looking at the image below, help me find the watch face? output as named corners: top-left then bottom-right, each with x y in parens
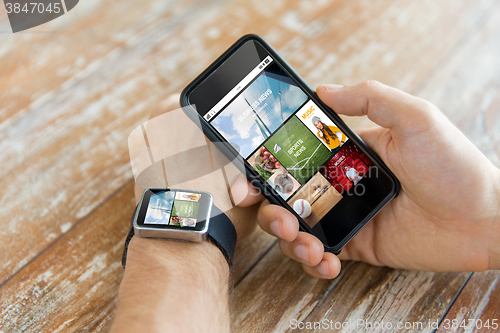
top-left (136, 188), bottom-right (212, 232)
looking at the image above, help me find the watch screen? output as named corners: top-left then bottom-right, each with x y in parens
top-left (143, 190), bottom-right (204, 228)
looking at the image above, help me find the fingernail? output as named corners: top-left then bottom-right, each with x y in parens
top-left (321, 84), bottom-right (343, 91)
top-left (294, 244), bottom-right (309, 262)
top-left (317, 260), bottom-right (330, 276)
top-left (270, 220), bottom-right (283, 238)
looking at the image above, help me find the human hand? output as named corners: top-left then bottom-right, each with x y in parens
top-left (238, 81), bottom-right (500, 278)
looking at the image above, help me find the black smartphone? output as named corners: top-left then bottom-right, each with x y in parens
top-left (180, 34), bottom-right (399, 253)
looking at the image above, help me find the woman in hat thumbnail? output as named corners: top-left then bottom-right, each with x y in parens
top-left (312, 116), bottom-right (346, 154)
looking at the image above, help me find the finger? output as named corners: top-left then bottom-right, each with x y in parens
top-left (232, 175), bottom-right (265, 207)
top-left (278, 232), bottom-right (324, 266)
top-left (316, 81), bottom-right (439, 135)
top-left (302, 252), bottom-right (342, 279)
top-left (257, 202), bottom-right (299, 242)
top-left (356, 127), bottom-right (384, 148)
top-left (355, 126), bottom-right (391, 159)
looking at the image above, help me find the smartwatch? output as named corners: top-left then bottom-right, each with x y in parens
top-left (122, 188), bottom-right (237, 268)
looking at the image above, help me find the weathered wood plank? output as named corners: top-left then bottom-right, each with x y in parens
top-left (436, 271), bottom-right (500, 333)
top-left (230, 245), bottom-right (348, 332)
top-left (0, 0), bottom-right (204, 122)
top-left (0, 182), bottom-right (135, 332)
top-left (300, 271), bottom-right (470, 333)
top-left (295, 0), bottom-right (496, 132)
top-left (415, 0), bottom-right (500, 166)
top-left (233, 228), bottom-right (276, 284)
top-left (284, 0), bottom-right (495, 90)
top-left (230, 244), bottom-right (470, 333)
top-left (474, 277), bottom-right (500, 333)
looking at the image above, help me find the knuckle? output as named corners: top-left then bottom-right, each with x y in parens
top-left (359, 79), bottom-right (383, 91)
top-left (408, 97), bottom-right (443, 129)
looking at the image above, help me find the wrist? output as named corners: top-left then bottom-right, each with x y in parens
top-left (123, 236), bottom-right (229, 280)
top-left (112, 237), bottom-right (230, 333)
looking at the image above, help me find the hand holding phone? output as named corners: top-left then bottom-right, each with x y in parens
top-left (241, 81), bottom-right (500, 277)
top-left (182, 35), bottom-right (399, 254)
top-left (181, 35), bottom-right (500, 278)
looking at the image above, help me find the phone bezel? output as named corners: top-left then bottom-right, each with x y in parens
top-left (180, 34), bottom-right (400, 253)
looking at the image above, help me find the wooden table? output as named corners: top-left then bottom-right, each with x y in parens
top-left (1, 0), bottom-right (499, 331)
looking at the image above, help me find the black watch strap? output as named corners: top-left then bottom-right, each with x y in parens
top-left (122, 204), bottom-right (237, 268)
top-left (206, 205), bottom-right (237, 267)
top-left (121, 206), bottom-right (138, 269)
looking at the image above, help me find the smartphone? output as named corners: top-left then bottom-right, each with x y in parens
top-left (180, 34), bottom-right (399, 253)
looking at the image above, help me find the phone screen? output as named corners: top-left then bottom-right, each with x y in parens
top-left (184, 37), bottom-right (397, 250)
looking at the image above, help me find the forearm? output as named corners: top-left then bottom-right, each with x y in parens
top-left (110, 237), bottom-right (230, 333)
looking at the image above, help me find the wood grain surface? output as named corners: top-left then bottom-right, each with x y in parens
top-left (436, 271), bottom-right (500, 333)
top-left (1, 0), bottom-right (499, 332)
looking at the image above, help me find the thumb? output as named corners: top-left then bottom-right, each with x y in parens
top-left (316, 81), bottom-right (438, 136)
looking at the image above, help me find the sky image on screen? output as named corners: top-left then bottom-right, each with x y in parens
top-left (145, 191), bottom-right (175, 224)
top-left (211, 68), bottom-right (308, 158)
